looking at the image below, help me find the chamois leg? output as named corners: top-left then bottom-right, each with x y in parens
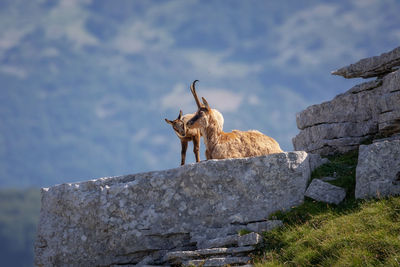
top-left (205, 149), bottom-right (212, 160)
top-left (193, 133), bottom-right (201, 162)
top-left (180, 140), bottom-right (188, 165)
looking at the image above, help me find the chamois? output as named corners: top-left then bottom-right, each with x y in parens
top-left (165, 80), bottom-right (224, 165)
top-left (165, 110), bottom-right (201, 165)
top-left (186, 93), bottom-right (283, 160)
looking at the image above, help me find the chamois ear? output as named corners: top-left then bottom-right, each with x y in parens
top-left (202, 97), bottom-right (211, 110)
top-left (177, 110), bottom-right (183, 120)
top-left (165, 118), bottom-right (173, 125)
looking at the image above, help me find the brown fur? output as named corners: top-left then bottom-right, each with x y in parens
top-left (187, 98), bottom-right (283, 159)
top-left (165, 109), bottom-right (224, 164)
top-left (165, 111), bottom-right (201, 165)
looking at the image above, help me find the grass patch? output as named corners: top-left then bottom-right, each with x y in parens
top-left (253, 151), bottom-right (400, 266)
top-left (310, 149), bottom-right (358, 196)
top-left (255, 197), bottom-right (400, 267)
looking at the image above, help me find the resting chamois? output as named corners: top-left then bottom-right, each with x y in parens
top-left (186, 94), bottom-right (283, 159)
top-left (165, 110), bottom-right (201, 165)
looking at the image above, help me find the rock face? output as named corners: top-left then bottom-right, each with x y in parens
top-left (332, 46), bottom-right (400, 78)
top-left (293, 47), bottom-right (400, 155)
top-left (355, 138), bottom-right (400, 199)
top-left (35, 152), bottom-right (316, 266)
top-left (305, 179), bottom-right (346, 205)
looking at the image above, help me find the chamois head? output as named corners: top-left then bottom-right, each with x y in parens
top-left (186, 97), bottom-right (211, 129)
top-left (165, 110), bottom-right (187, 137)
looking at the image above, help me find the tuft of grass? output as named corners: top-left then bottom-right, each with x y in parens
top-left (254, 151), bottom-right (400, 266)
top-left (238, 229), bottom-right (253, 236)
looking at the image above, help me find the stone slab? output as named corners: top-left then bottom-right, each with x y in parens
top-left (186, 256), bottom-right (251, 267)
top-left (35, 152), bottom-right (312, 266)
top-left (238, 232), bottom-right (262, 247)
top-left (305, 179), bottom-right (346, 204)
top-left (355, 139), bottom-right (400, 199)
top-left (332, 46), bottom-right (400, 78)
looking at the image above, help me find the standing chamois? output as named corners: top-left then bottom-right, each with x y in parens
top-left (165, 80), bottom-right (224, 165)
top-left (165, 110), bottom-right (201, 165)
top-left (186, 88), bottom-right (283, 159)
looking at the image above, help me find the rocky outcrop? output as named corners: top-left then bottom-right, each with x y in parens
top-left (305, 179), bottom-right (346, 205)
top-left (293, 46), bottom-right (400, 156)
top-left (35, 152), bottom-right (323, 266)
top-left (355, 137), bottom-right (400, 199)
top-left (332, 46), bottom-right (400, 78)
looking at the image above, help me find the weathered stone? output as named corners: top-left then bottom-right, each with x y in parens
top-left (244, 220), bottom-right (283, 233)
top-left (293, 121), bottom-right (377, 153)
top-left (355, 139), bottom-right (400, 199)
top-left (332, 46), bottom-right (400, 78)
top-left (308, 154), bottom-right (330, 172)
top-left (35, 152), bottom-right (313, 266)
top-left (305, 179), bottom-right (346, 205)
top-left (197, 234), bottom-right (238, 249)
top-left (296, 80), bottom-right (382, 130)
top-left (186, 256), bottom-right (251, 267)
top-left (238, 232), bottom-right (262, 247)
top-left (196, 220), bottom-right (282, 249)
top-left (373, 133), bottom-right (400, 143)
top-left (293, 67), bottom-right (400, 156)
top-left (167, 246), bottom-right (254, 262)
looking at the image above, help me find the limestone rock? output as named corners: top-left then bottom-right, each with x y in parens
top-left (355, 139), bottom-right (400, 199)
top-left (308, 154), bottom-right (330, 172)
top-left (196, 221), bottom-right (282, 251)
top-left (197, 235), bottom-right (239, 249)
top-left (238, 232), bottom-right (262, 247)
top-left (186, 256), bottom-right (251, 267)
top-left (305, 179), bottom-right (346, 205)
top-left (244, 220), bottom-right (283, 233)
top-left (295, 79), bottom-right (383, 130)
top-left (35, 152), bottom-right (313, 266)
top-left (293, 67), bottom-right (400, 156)
top-left (332, 46), bottom-right (400, 78)
top-left (166, 246), bottom-right (254, 262)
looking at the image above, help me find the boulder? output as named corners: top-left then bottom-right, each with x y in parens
top-left (237, 232), bottom-right (262, 247)
top-left (305, 179), bottom-right (346, 205)
top-left (35, 152), bottom-right (314, 266)
top-left (355, 138), bottom-right (400, 199)
top-left (332, 46), bottom-right (400, 78)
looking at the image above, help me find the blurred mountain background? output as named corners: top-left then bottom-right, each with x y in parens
top-left (0, 0), bottom-right (399, 265)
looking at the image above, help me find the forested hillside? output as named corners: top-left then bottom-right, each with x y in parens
top-left (0, 189), bottom-right (40, 267)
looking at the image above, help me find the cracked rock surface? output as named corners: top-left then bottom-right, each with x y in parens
top-left (331, 46), bottom-right (400, 79)
top-left (305, 179), bottom-right (346, 205)
top-left (293, 54), bottom-right (400, 156)
top-left (355, 138), bottom-right (400, 199)
top-left (34, 152), bottom-right (317, 266)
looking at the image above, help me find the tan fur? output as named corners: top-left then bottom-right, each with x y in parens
top-left (165, 109), bottom-right (224, 165)
top-left (187, 100), bottom-right (283, 160)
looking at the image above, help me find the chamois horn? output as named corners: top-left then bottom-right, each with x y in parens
top-left (190, 80), bottom-right (202, 108)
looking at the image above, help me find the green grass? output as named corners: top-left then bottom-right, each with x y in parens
top-left (253, 151), bottom-right (400, 267)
